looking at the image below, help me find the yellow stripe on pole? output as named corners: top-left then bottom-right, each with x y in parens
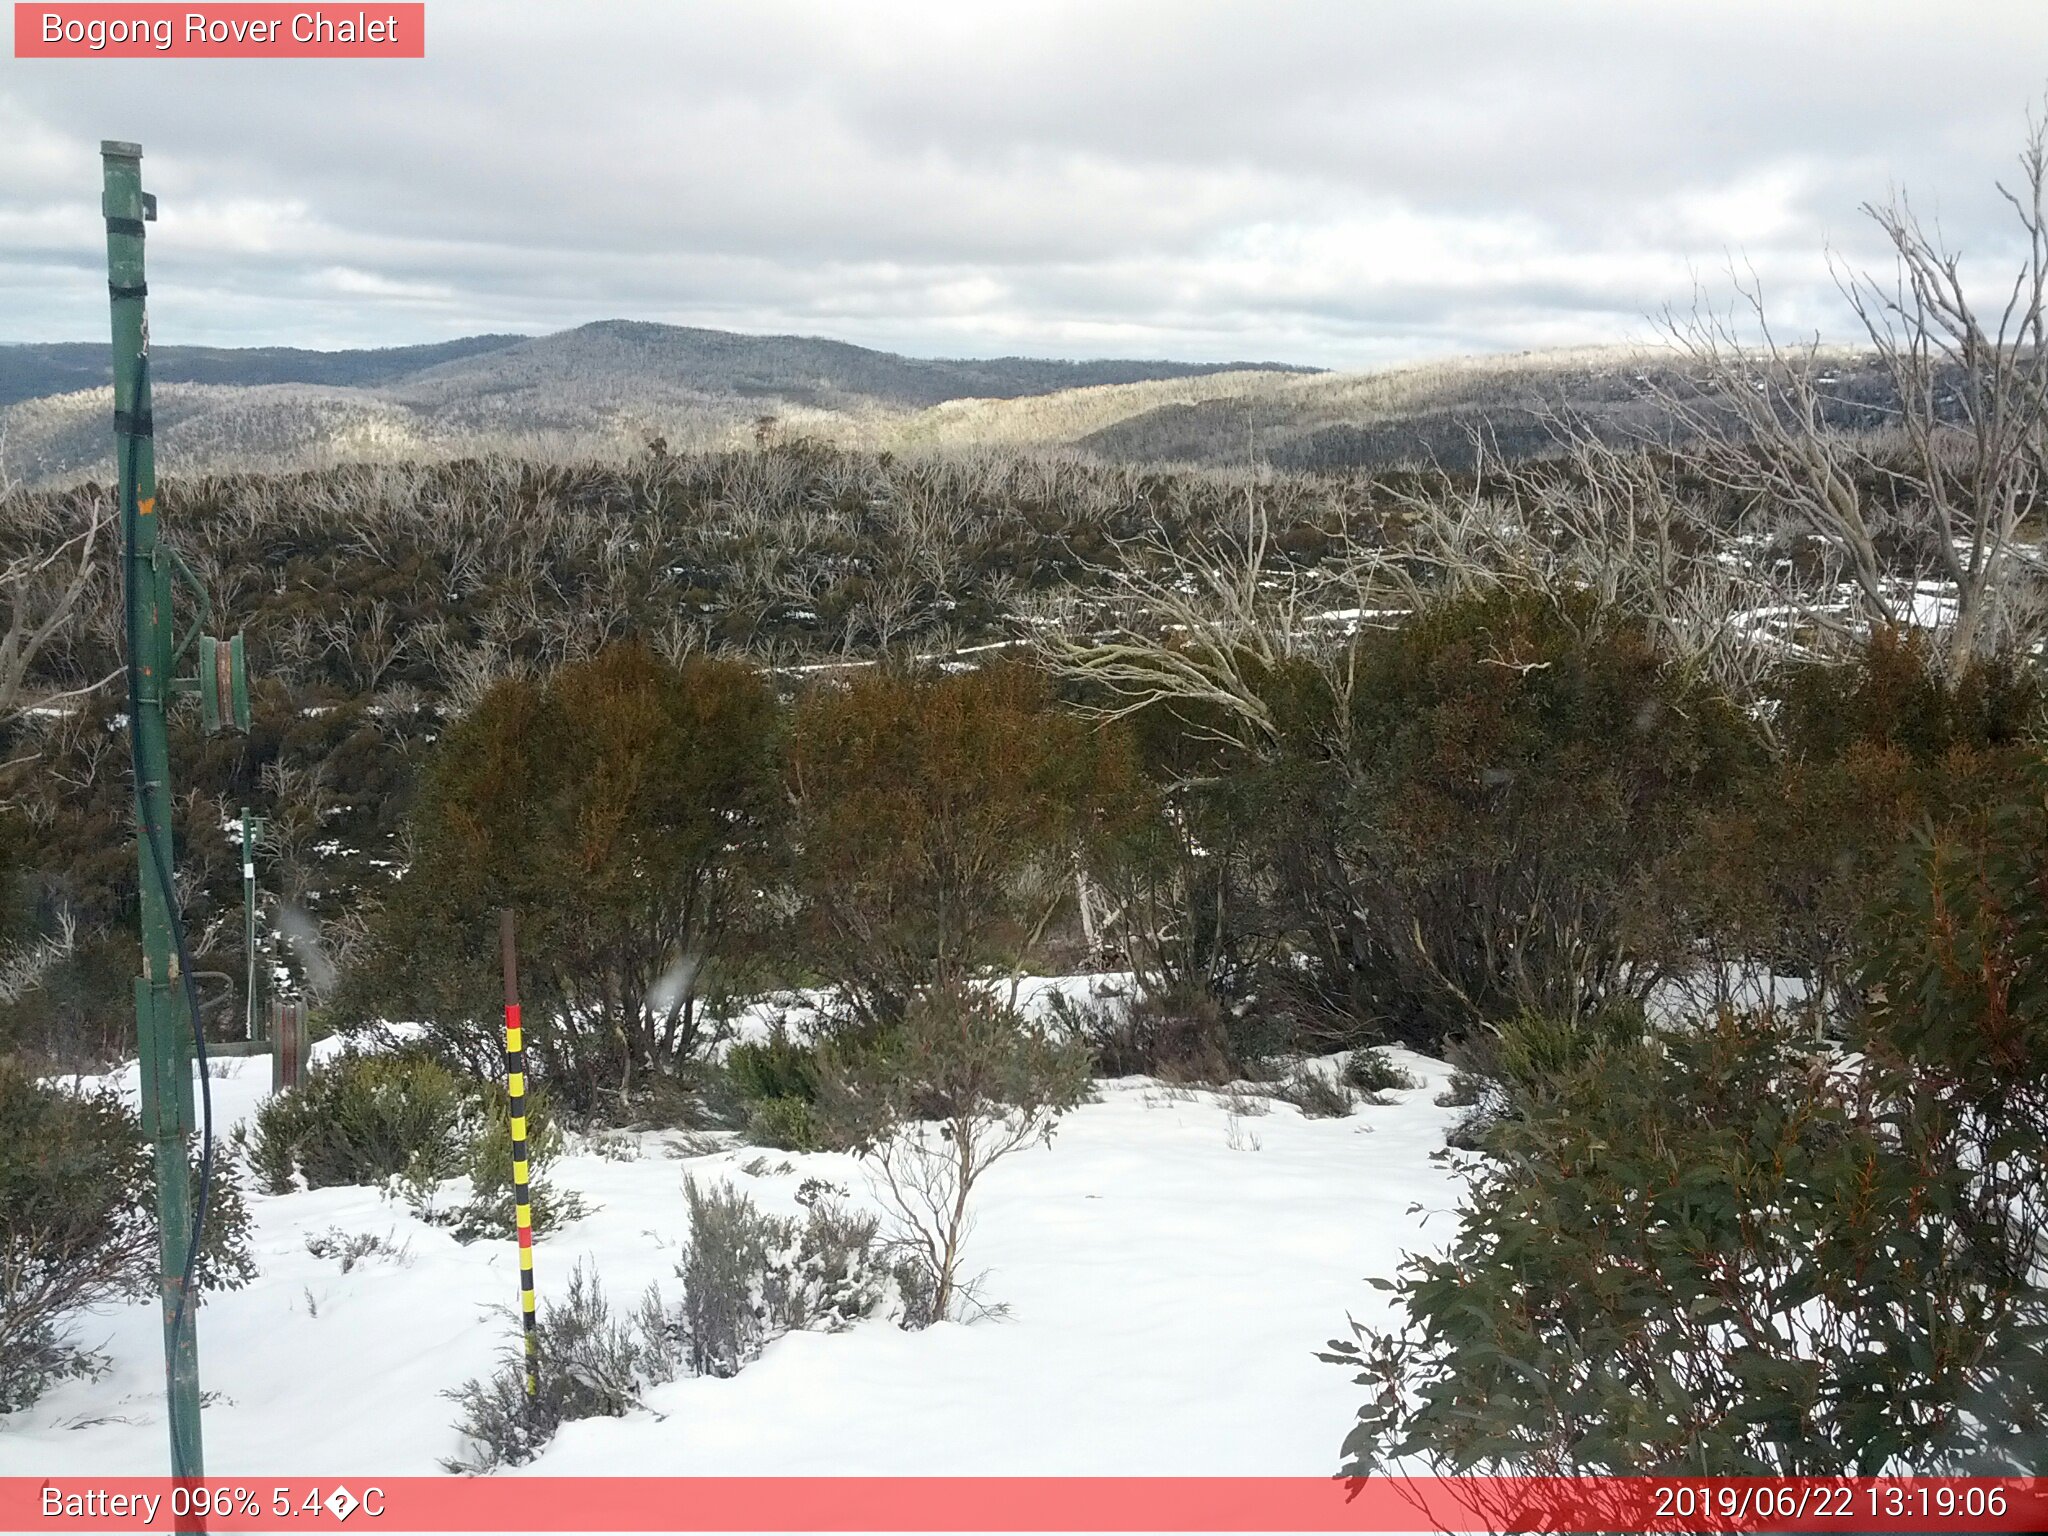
top-left (502, 909), bottom-right (539, 1400)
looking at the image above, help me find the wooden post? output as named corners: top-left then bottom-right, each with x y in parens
top-left (269, 998), bottom-right (310, 1094)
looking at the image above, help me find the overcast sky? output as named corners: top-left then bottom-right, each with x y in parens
top-left (2, 1), bottom-right (2044, 367)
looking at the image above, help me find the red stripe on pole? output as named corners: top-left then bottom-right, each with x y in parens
top-left (517, 1227), bottom-right (532, 1248)
top-left (6, 1477), bottom-right (2045, 1532)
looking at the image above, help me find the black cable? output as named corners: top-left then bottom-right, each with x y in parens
top-left (119, 350), bottom-right (214, 1366)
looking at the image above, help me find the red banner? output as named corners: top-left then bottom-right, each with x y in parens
top-left (5, 1476), bottom-right (2046, 1533)
top-left (13, 4), bottom-right (424, 58)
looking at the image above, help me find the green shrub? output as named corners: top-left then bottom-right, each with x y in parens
top-left (742, 1094), bottom-right (821, 1153)
top-left (724, 1027), bottom-right (822, 1104)
top-left (722, 1025), bottom-right (831, 1149)
top-left (1492, 1002), bottom-right (1646, 1093)
top-left (1691, 633), bottom-right (2048, 1026)
top-left (1268, 587), bottom-right (1763, 1053)
top-left (0, 1068), bottom-right (147, 1411)
top-left (1323, 1007), bottom-right (2043, 1476)
top-left (342, 644), bottom-right (784, 1118)
top-left (1341, 1047), bottom-right (1418, 1096)
top-left (240, 1048), bottom-right (471, 1193)
top-left (1, 1062), bottom-right (254, 1413)
top-left (1440, 1002), bottom-right (1647, 1149)
top-left (428, 1085), bottom-right (588, 1244)
top-left (1330, 759), bottom-right (2048, 1478)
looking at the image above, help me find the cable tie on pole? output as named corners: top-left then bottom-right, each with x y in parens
top-left (109, 282), bottom-right (149, 300)
top-left (106, 216), bottom-right (148, 237)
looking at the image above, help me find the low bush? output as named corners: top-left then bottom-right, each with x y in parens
top-left (1440, 1002), bottom-right (1646, 1149)
top-left (240, 1048), bottom-right (471, 1193)
top-left (444, 1264), bottom-right (671, 1473)
top-left (722, 1025), bottom-right (829, 1150)
top-left (1, 1062), bottom-right (254, 1413)
top-left (1060, 984), bottom-right (1238, 1083)
top-left (677, 1175), bottom-right (892, 1377)
top-left (424, 1086), bottom-right (589, 1244)
top-left (243, 1047), bottom-right (586, 1242)
top-left (819, 983), bottom-right (1090, 1320)
top-left (1272, 1064), bottom-right (1355, 1119)
top-left (446, 1173), bottom-right (903, 1470)
top-left (1341, 1048), bottom-right (1417, 1096)
top-left (303, 1227), bottom-right (411, 1273)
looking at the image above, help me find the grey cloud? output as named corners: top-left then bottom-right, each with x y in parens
top-left (2, 1), bottom-right (2043, 366)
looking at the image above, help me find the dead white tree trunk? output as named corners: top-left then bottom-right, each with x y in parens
top-left (1654, 108), bottom-right (2048, 674)
top-left (0, 487), bottom-right (114, 726)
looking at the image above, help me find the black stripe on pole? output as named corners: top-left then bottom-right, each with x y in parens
top-left (501, 909), bottom-right (539, 1401)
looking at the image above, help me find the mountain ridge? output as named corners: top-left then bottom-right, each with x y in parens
top-left (0, 320), bottom-right (1904, 490)
top-left (0, 319), bottom-right (1315, 412)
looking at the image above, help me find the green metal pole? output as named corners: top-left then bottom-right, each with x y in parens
top-left (103, 138), bottom-right (206, 1492)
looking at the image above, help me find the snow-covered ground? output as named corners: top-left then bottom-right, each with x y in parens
top-left (2, 1024), bottom-right (1462, 1478)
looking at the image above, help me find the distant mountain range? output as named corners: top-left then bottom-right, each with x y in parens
top-left (0, 320), bottom-right (1320, 484)
top-left (0, 318), bottom-right (1900, 487)
top-left (0, 319), bottom-right (1308, 413)
top-left (0, 333), bottom-right (528, 409)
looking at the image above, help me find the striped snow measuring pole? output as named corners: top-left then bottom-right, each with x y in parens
top-left (500, 909), bottom-right (539, 1398)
